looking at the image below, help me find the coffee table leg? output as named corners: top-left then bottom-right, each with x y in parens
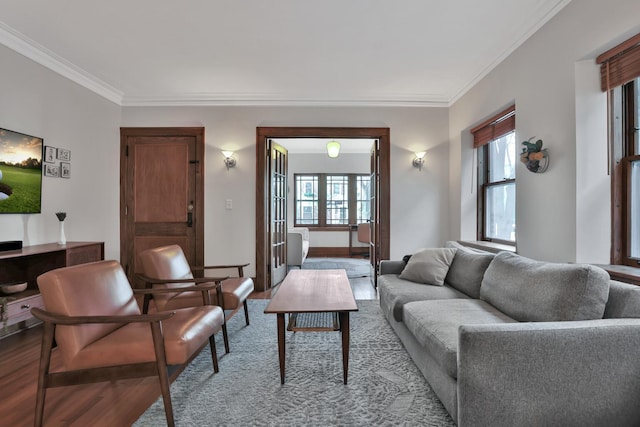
top-left (340, 311), bottom-right (350, 384)
top-left (277, 313), bottom-right (286, 384)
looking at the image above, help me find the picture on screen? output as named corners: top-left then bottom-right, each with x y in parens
top-left (0, 128), bottom-right (43, 214)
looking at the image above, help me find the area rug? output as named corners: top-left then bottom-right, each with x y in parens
top-left (301, 257), bottom-right (371, 278)
top-left (134, 300), bottom-right (455, 427)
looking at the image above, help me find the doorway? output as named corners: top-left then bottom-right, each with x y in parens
top-left (120, 127), bottom-right (205, 286)
top-left (255, 127), bottom-right (390, 292)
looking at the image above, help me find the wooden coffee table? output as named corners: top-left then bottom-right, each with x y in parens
top-left (264, 269), bottom-right (358, 384)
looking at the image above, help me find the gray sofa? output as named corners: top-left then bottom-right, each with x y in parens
top-left (378, 243), bottom-right (640, 426)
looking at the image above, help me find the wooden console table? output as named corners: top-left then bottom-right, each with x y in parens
top-left (0, 242), bottom-right (104, 337)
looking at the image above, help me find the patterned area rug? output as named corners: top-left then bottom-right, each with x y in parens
top-left (301, 257), bottom-right (371, 278)
top-left (134, 300), bottom-right (455, 427)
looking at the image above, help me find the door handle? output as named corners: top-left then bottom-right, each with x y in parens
top-left (187, 201), bottom-right (194, 227)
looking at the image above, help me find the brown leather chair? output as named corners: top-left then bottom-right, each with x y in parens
top-left (32, 260), bottom-right (226, 427)
top-left (138, 244), bottom-right (254, 325)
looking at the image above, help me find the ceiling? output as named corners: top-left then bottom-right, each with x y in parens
top-left (0, 1), bottom-right (570, 107)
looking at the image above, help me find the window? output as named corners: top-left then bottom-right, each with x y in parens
top-left (294, 174), bottom-right (370, 228)
top-left (599, 32), bottom-right (640, 265)
top-left (611, 78), bottom-right (640, 265)
top-left (471, 105), bottom-right (516, 244)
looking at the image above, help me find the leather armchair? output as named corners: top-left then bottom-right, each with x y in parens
top-left (139, 244), bottom-right (254, 325)
top-left (32, 260), bottom-right (225, 427)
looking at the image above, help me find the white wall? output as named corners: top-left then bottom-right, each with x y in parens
top-left (0, 45), bottom-right (122, 260)
top-left (287, 152), bottom-right (370, 248)
top-left (449, 0), bottom-right (640, 263)
top-left (122, 106), bottom-right (450, 274)
top-left (8, 0), bottom-right (631, 272)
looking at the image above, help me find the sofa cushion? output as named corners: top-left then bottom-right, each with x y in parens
top-left (445, 250), bottom-right (495, 298)
top-left (403, 299), bottom-right (517, 379)
top-left (399, 248), bottom-right (457, 286)
top-left (378, 275), bottom-right (469, 321)
top-left (604, 280), bottom-right (640, 318)
top-left (480, 252), bottom-right (610, 322)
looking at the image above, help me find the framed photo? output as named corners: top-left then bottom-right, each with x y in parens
top-left (57, 148), bottom-right (71, 161)
top-left (44, 146), bottom-right (57, 163)
top-left (44, 163), bottom-right (59, 177)
top-left (60, 162), bottom-right (71, 179)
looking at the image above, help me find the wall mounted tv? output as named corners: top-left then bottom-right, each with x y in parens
top-left (0, 127), bottom-right (43, 214)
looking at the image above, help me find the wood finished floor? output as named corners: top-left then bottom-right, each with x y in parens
top-left (0, 275), bottom-right (377, 426)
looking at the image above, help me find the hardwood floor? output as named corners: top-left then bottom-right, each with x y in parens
top-left (0, 276), bottom-right (377, 426)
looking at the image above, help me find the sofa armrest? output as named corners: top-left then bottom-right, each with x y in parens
top-left (457, 319), bottom-right (640, 427)
top-left (287, 231), bottom-right (304, 266)
top-left (379, 260), bottom-right (405, 275)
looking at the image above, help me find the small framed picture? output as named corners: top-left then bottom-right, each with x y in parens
top-left (57, 148), bottom-right (71, 161)
top-left (44, 146), bottom-right (56, 163)
top-left (60, 162), bottom-right (70, 179)
top-left (44, 163), bottom-right (59, 177)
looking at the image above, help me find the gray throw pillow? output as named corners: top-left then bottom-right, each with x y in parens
top-left (445, 250), bottom-right (495, 298)
top-left (480, 252), bottom-right (610, 322)
top-left (604, 280), bottom-right (640, 318)
top-left (399, 248), bottom-right (457, 286)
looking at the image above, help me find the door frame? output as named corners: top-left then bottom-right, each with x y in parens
top-left (255, 127), bottom-right (390, 291)
top-left (120, 127), bottom-right (205, 282)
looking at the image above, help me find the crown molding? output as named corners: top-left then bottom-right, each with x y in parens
top-left (120, 93), bottom-right (450, 108)
top-left (0, 21), bottom-right (124, 105)
top-left (449, 0), bottom-right (572, 105)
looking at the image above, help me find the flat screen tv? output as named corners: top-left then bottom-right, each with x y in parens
top-left (0, 127), bottom-right (43, 214)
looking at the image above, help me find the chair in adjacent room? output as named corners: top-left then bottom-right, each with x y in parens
top-left (32, 260), bottom-right (226, 427)
top-left (357, 222), bottom-right (370, 258)
top-left (138, 244), bottom-right (255, 326)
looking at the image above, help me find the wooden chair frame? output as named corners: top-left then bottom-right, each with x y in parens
top-left (140, 261), bottom-right (252, 325)
top-left (195, 263), bottom-right (251, 324)
top-left (32, 283), bottom-right (224, 427)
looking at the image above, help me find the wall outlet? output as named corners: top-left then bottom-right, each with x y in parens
top-left (226, 199), bottom-right (233, 209)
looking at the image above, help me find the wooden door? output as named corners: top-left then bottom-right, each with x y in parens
top-left (269, 140), bottom-right (288, 288)
top-left (120, 128), bottom-right (204, 286)
top-left (369, 139), bottom-right (380, 286)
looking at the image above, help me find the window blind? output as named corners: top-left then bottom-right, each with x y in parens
top-left (470, 105), bottom-right (515, 148)
top-left (597, 32), bottom-right (640, 91)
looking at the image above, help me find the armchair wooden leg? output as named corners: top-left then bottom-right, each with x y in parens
top-left (243, 300), bottom-right (250, 326)
top-left (34, 321), bottom-right (55, 427)
top-left (222, 323), bottom-right (230, 354)
top-left (150, 321), bottom-right (175, 427)
top-left (209, 335), bottom-right (219, 373)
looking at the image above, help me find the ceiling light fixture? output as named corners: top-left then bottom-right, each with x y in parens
top-left (326, 141), bottom-right (341, 158)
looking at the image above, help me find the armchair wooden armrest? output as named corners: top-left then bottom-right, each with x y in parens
top-left (194, 263), bottom-right (250, 277)
top-left (31, 307), bottom-right (175, 325)
top-left (135, 274), bottom-right (228, 312)
top-left (137, 274), bottom-right (229, 287)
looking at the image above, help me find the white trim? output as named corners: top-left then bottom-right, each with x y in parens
top-left (120, 93), bottom-right (450, 108)
top-left (0, 21), bottom-right (123, 105)
top-left (449, 0), bottom-right (572, 105)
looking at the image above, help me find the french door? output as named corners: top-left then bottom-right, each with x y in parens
top-left (255, 127), bottom-right (390, 292)
top-left (269, 140), bottom-right (288, 288)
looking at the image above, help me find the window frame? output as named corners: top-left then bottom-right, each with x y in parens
top-left (293, 173), bottom-right (370, 230)
top-left (471, 105), bottom-right (517, 246)
top-left (612, 79), bottom-right (640, 265)
top-left (477, 133), bottom-right (517, 245)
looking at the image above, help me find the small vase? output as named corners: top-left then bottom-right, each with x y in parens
top-left (58, 221), bottom-right (66, 245)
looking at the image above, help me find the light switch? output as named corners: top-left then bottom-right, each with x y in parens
top-left (226, 199), bottom-right (233, 210)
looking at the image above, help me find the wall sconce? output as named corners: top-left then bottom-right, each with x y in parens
top-left (413, 152), bottom-right (426, 171)
top-left (222, 151), bottom-right (236, 170)
top-left (326, 141), bottom-right (341, 158)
